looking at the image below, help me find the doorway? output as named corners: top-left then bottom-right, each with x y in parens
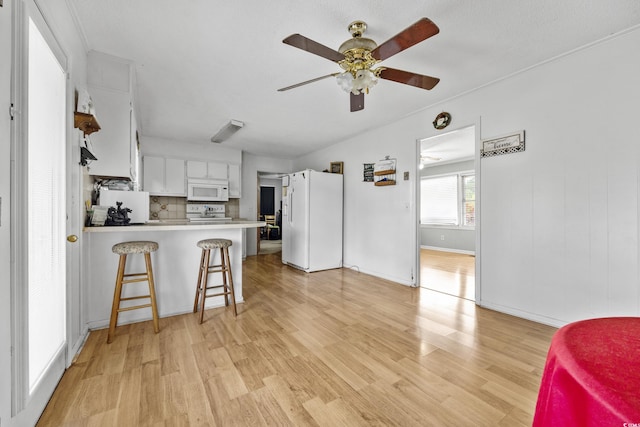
top-left (257, 172), bottom-right (285, 255)
top-left (418, 125), bottom-right (478, 300)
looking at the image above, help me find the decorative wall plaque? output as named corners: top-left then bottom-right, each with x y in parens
top-left (481, 130), bottom-right (525, 157)
top-left (363, 163), bottom-right (374, 182)
top-left (433, 112), bottom-right (451, 130)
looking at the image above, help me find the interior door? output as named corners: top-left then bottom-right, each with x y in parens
top-left (11, 2), bottom-right (69, 423)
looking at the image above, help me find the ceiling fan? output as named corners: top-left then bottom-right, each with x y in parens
top-left (278, 18), bottom-right (441, 112)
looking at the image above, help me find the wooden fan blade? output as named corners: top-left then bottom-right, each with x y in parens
top-left (350, 92), bottom-right (364, 112)
top-left (371, 18), bottom-right (439, 61)
top-left (283, 34), bottom-right (345, 63)
top-left (278, 73), bottom-right (340, 92)
top-left (379, 67), bottom-right (440, 90)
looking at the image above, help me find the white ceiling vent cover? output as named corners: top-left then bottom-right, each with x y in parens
top-left (211, 119), bottom-right (244, 143)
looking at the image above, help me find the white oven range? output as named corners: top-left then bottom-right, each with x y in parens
top-left (186, 203), bottom-right (231, 222)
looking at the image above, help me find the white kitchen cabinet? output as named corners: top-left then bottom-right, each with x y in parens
top-left (165, 158), bottom-right (186, 194)
top-left (208, 162), bottom-right (228, 180)
top-left (143, 156), bottom-right (185, 196)
top-left (143, 156), bottom-right (164, 193)
top-left (228, 163), bottom-right (241, 198)
top-left (186, 160), bottom-right (207, 178)
top-left (186, 160), bottom-right (228, 180)
top-left (87, 86), bottom-right (134, 178)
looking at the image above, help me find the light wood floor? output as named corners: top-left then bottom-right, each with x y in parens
top-left (420, 249), bottom-right (475, 300)
top-left (38, 252), bottom-right (556, 426)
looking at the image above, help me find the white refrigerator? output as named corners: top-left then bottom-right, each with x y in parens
top-left (282, 169), bottom-right (343, 272)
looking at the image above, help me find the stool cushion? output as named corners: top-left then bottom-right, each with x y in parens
top-left (112, 241), bottom-right (159, 255)
top-left (197, 238), bottom-right (232, 249)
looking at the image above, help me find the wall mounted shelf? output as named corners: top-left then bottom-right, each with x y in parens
top-left (74, 112), bottom-right (101, 136)
top-left (374, 157), bottom-right (396, 186)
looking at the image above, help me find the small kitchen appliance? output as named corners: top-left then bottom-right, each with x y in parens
top-left (187, 179), bottom-right (229, 202)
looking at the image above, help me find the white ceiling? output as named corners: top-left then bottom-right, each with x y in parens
top-left (420, 125), bottom-right (475, 166)
top-left (67, 0), bottom-right (640, 159)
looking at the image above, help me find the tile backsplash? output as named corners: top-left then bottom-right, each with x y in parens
top-left (149, 196), bottom-right (187, 220)
top-left (149, 197), bottom-right (239, 220)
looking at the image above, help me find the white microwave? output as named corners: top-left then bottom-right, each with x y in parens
top-left (187, 179), bottom-right (229, 201)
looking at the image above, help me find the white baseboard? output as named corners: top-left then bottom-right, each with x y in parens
top-left (478, 300), bottom-right (566, 328)
top-left (342, 265), bottom-right (414, 287)
top-left (68, 326), bottom-right (90, 366)
top-left (421, 245), bottom-right (475, 256)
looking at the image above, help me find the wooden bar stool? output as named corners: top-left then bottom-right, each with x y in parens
top-left (108, 240), bottom-right (160, 343)
top-left (193, 238), bottom-right (237, 323)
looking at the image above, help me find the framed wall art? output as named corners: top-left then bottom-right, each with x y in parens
top-left (330, 161), bottom-right (343, 174)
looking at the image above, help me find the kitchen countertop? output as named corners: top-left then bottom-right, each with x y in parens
top-left (83, 219), bottom-right (265, 233)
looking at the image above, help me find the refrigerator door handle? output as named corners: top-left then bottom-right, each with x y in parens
top-left (289, 189), bottom-right (293, 223)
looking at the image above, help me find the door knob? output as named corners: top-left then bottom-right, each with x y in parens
top-left (67, 235), bottom-right (78, 243)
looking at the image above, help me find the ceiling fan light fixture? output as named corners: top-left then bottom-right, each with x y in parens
top-left (336, 69), bottom-right (379, 95)
top-left (210, 119), bottom-right (244, 143)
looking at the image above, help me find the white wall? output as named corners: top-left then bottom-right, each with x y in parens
top-left (475, 28), bottom-right (640, 326)
top-left (241, 153), bottom-right (293, 256)
top-left (297, 27), bottom-right (640, 326)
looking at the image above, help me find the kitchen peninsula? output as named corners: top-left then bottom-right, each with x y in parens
top-left (84, 220), bottom-right (265, 329)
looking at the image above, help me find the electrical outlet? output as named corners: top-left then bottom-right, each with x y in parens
top-left (440, 235), bottom-right (445, 240)
top-left (404, 171), bottom-right (409, 180)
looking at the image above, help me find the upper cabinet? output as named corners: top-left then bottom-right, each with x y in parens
top-left (186, 160), bottom-right (228, 180)
top-left (228, 163), bottom-right (241, 198)
top-left (86, 87), bottom-right (134, 178)
top-left (85, 52), bottom-right (138, 181)
top-left (143, 156), bottom-right (185, 196)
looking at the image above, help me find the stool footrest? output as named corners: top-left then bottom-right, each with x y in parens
top-left (118, 303), bottom-right (152, 312)
top-left (205, 267), bottom-right (229, 274)
top-left (120, 294), bottom-right (151, 302)
top-left (122, 277), bottom-right (152, 284)
top-left (205, 291), bottom-right (233, 298)
top-left (205, 284), bottom-right (229, 289)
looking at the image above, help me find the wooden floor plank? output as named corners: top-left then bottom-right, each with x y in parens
top-left (37, 252), bottom-right (556, 426)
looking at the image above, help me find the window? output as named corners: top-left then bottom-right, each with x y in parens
top-left (462, 174), bottom-right (475, 227)
top-left (421, 172), bottom-right (475, 228)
